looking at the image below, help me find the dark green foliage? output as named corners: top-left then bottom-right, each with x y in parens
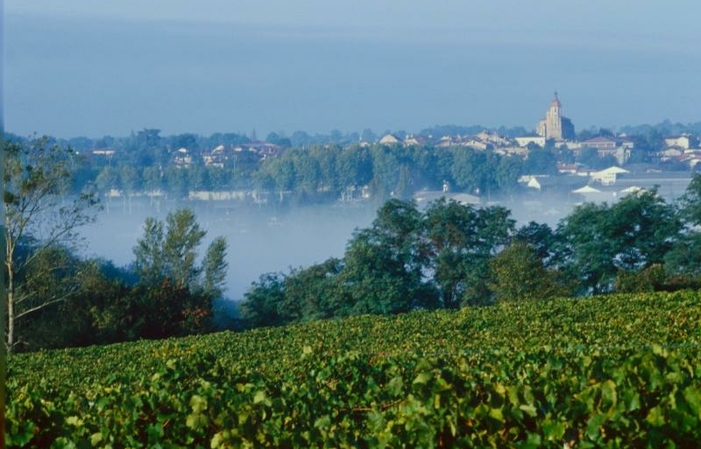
top-left (666, 174), bottom-right (701, 278)
top-left (557, 189), bottom-right (680, 295)
top-left (677, 173), bottom-right (701, 226)
top-left (13, 253), bottom-right (120, 351)
top-left (283, 258), bottom-right (344, 321)
top-left (240, 273), bottom-right (287, 328)
top-left (523, 148), bottom-right (559, 175)
top-left (15, 208), bottom-right (229, 352)
top-left (240, 199), bottom-right (518, 325)
top-left (665, 232), bottom-right (701, 277)
top-left (423, 198), bottom-right (515, 307)
top-left (241, 259), bottom-right (346, 327)
top-left (450, 148), bottom-right (494, 194)
top-left (615, 264), bottom-right (668, 293)
top-left (341, 200), bottom-right (432, 314)
top-left (489, 241), bottom-right (568, 302)
top-left (116, 279), bottom-right (213, 340)
top-left (514, 221), bottom-right (559, 267)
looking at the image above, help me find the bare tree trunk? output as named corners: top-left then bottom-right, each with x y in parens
top-left (5, 215), bottom-right (14, 354)
top-left (6, 267), bottom-right (14, 354)
top-left (1, 76), bottom-right (7, 449)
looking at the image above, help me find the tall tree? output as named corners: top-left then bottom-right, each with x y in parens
top-left (665, 174), bottom-right (701, 276)
top-left (132, 209), bottom-right (228, 334)
top-left (3, 138), bottom-right (99, 352)
top-left (240, 273), bottom-right (287, 328)
top-left (340, 199), bottom-right (433, 314)
top-left (488, 241), bottom-right (567, 303)
top-left (422, 199), bottom-right (515, 307)
top-left (133, 209), bottom-right (228, 299)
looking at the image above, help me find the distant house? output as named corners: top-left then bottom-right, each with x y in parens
top-left (681, 151), bottom-right (701, 169)
top-left (495, 146), bottom-right (529, 157)
top-left (89, 148), bottom-right (117, 164)
top-left (660, 147), bottom-right (684, 159)
top-left (379, 134), bottom-right (401, 145)
top-left (609, 171), bottom-right (692, 200)
top-left (239, 142), bottom-right (281, 158)
top-left (173, 148), bottom-right (192, 167)
top-left (557, 163), bottom-right (584, 174)
top-left (582, 136), bottom-right (618, 149)
top-left (91, 148), bottom-right (116, 157)
top-left (475, 131), bottom-right (512, 148)
top-left (188, 191), bottom-right (247, 201)
top-left (414, 190), bottom-right (480, 206)
top-left (581, 136), bottom-right (634, 165)
top-left (571, 184), bottom-right (606, 202)
top-left (572, 185), bottom-right (602, 194)
top-left (403, 134), bottom-right (427, 146)
top-left (515, 136), bottom-right (546, 148)
top-left (463, 137), bottom-right (489, 151)
top-left (525, 175), bottom-right (589, 193)
top-left (203, 145), bottom-right (229, 168)
top-left (591, 166), bottom-right (629, 186)
top-left (664, 136), bottom-right (692, 150)
top-left (435, 136), bottom-right (454, 148)
top-left (431, 133), bottom-right (508, 151)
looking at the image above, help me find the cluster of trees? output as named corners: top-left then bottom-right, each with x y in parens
top-left (3, 138), bottom-right (228, 353)
top-left (9, 208), bottom-right (228, 353)
top-left (241, 179), bottom-right (701, 328)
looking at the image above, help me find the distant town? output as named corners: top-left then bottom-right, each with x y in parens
top-left (8, 93), bottom-right (701, 217)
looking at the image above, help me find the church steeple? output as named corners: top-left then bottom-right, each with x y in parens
top-left (551, 91), bottom-right (561, 108)
top-left (537, 91), bottom-right (574, 140)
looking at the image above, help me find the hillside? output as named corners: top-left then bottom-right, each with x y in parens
top-left (7, 291), bottom-right (701, 447)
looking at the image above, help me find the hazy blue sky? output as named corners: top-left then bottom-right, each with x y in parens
top-left (4, 1), bottom-right (701, 138)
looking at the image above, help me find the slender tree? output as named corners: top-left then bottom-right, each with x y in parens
top-left (3, 137), bottom-right (99, 352)
top-left (133, 208), bottom-right (228, 298)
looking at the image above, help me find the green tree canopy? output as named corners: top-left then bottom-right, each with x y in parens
top-left (133, 208), bottom-right (228, 300)
top-left (488, 241), bottom-right (568, 303)
top-left (340, 199), bottom-right (433, 315)
top-left (557, 189), bottom-right (679, 295)
top-left (422, 198), bottom-right (515, 308)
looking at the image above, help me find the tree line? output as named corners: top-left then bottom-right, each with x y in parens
top-left (90, 144), bottom-right (538, 203)
top-left (240, 177), bottom-right (701, 328)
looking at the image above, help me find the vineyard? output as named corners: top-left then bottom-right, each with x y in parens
top-left (7, 291), bottom-right (701, 447)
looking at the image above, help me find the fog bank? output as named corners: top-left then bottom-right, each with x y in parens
top-left (80, 199), bottom-right (377, 302)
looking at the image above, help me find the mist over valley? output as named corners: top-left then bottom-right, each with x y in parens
top-left (80, 198), bottom-right (377, 302)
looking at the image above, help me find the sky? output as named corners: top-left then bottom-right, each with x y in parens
top-left (3, 0), bottom-right (701, 138)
